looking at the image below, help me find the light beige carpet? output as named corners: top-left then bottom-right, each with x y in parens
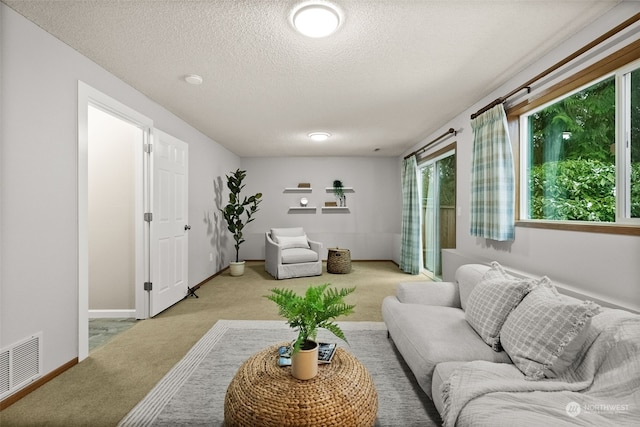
top-left (0, 261), bottom-right (432, 426)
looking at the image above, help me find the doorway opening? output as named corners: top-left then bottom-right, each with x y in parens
top-left (78, 82), bottom-right (152, 361)
top-left (419, 145), bottom-right (456, 280)
top-left (88, 105), bottom-right (141, 318)
top-left (87, 105), bottom-right (143, 352)
top-left (78, 82), bottom-right (190, 361)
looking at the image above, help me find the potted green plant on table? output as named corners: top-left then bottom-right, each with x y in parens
top-left (265, 283), bottom-right (356, 380)
top-left (220, 169), bottom-right (262, 276)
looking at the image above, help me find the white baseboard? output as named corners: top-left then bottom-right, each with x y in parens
top-left (88, 309), bottom-right (136, 319)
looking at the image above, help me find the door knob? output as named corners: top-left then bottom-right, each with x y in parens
top-left (184, 225), bottom-right (191, 231)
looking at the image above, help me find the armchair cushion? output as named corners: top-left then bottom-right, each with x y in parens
top-left (270, 227), bottom-right (305, 238)
top-left (273, 234), bottom-right (310, 250)
top-left (281, 248), bottom-right (319, 264)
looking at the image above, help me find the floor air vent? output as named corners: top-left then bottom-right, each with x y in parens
top-left (0, 333), bottom-right (42, 399)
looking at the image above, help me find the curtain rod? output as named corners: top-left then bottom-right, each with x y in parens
top-left (470, 12), bottom-right (640, 120)
top-left (404, 128), bottom-right (456, 159)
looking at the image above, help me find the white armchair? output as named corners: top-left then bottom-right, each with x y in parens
top-left (265, 227), bottom-right (323, 280)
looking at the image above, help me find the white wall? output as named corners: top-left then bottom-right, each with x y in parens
top-left (404, 3), bottom-right (640, 312)
top-left (239, 157), bottom-right (401, 261)
top-left (1, 4), bottom-right (239, 378)
top-left (182, 133), bottom-right (240, 282)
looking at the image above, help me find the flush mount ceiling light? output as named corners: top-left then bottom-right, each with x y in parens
top-left (184, 74), bottom-right (203, 85)
top-left (292, 3), bottom-right (341, 38)
top-left (308, 132), bottom-right (331, 141)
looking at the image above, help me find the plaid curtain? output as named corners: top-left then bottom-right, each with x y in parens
top-left (400, 155), bottom-right (421, 274)
top-left (470, 104), bottom-right (515, 241)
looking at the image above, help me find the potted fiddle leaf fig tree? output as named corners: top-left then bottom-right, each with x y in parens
top-left (220, 169), bottom-right (262, 276)
top-left (265, 283), bottom-right (355, 380)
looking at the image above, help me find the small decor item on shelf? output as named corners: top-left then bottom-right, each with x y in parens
top-left (298, 182), bottom-right (311, 188)
top-left (333, 179), bottom-right (346, 206)
top-left (300, 197), bottom-right (308, 207)
top-left (325, 201), bottom-right (337, 207)
top-left (264, 284), bottom-right (355, 380)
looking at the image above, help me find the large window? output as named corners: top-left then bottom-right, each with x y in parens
top-left (520, 60), bottom-right (640, 225)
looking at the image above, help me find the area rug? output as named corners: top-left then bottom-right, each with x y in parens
top-left (118, 320), bottom-right (440, 426)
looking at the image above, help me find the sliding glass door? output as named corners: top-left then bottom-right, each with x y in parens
top-left (420, 148), bottom-right (456, 279)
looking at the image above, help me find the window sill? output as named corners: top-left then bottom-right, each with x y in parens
top-left (516, 220), bottom-right (640, 236)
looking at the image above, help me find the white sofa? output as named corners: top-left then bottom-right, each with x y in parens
top-left (265, 227), bottom-right (322, 280)
top-left (382, 264), bottom-right (512, 406)
top-left (382, 263), bottom-right (640, 426)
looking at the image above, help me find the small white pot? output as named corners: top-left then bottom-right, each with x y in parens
top-left (229, 261), bottom-right (245, 276)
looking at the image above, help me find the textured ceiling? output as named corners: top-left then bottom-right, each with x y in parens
top-left (3, 0), bottom-right (621, 157)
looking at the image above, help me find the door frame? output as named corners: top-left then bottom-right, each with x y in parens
top-left (77, 81), bottom-right (153, 361)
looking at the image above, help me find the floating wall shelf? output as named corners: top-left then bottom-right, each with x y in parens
top-left (288, 207), bottom-right (317, 213)
top-left (284, 187), bottom-right (313, 193)
top-left (321, 207), bottom-right (350, 213)
top-left (325, 187), bottom-right (354, 193)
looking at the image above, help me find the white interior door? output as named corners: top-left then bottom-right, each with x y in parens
top-left (149, 129), bottom-right (189, 316)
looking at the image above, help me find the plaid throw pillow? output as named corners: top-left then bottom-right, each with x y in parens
top-left (501, 281), bottom-right (601, 380)
top-left (465, 262), bottom-right (536, 351)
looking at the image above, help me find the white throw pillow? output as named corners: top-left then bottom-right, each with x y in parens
top-left (274, 234), bottom-right (310, 250)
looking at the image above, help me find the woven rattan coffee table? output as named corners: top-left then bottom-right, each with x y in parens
top-left (224, 344), bottom-right (378, 426)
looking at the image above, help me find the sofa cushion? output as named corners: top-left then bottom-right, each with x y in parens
top-left (381, 297), bottom-right (511, 399)
top-left (501, 279), bottom-right (601, 380)
top-left (455, 264), bottom-right (492, 310)
top-left (274, 234), bottom-right (310, 250)
top-left (396, 282), bottom-right (461, 308)
top-left (432, 361), bottom-right (467, 415)
top-left (281, 248), bottom-right (318, 264)
top-left (465, 262), bottom-right (537, 351)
